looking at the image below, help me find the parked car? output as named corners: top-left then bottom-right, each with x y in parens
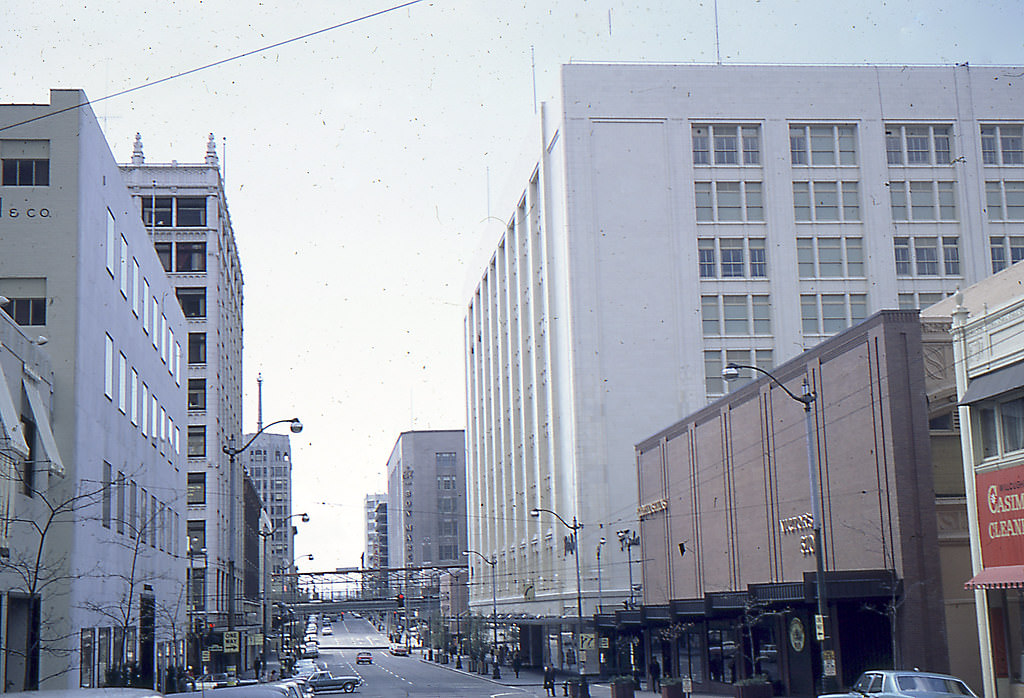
top-left (301, 642), bottom-right (320, 658)
top-left (355, 651), bottom-right (372, 665)
top-left (321, 626), bottom-right (333, 635)
top-left (194, 673), bottom-right (231, 690)
top-left (304, 670), bottom-right (361, 694)
top-left (388, 644), bottom-right (408, 656)
top-left (820, 670), bottom-right (977, 698)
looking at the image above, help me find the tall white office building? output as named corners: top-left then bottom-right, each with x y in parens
top-left (464, 64), bottom-right (1024, 644)
top-left (121, 135), bottom-right (246, 669)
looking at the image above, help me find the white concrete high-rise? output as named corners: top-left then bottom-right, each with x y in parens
top-left (464, 63), bottom-right (1024, 634)
top-left (0, 89), bottom-right (188, 689)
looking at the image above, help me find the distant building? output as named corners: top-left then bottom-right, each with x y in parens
top-left (121, 134), bottom-right (247, 670)
top-left (386, 430), bottom-right (467, 604)
top-left (465, 63), bottom-right (1024, 666)
top-left (363, 494), bottom-right (388, 597)
top-left (0, 89), bottom-right (187, 689)
top-left (244, 427), bottom-right (300, 594)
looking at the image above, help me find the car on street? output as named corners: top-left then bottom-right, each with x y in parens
top-left (194, 673), bottom-right (231, 690)
top-left (301, 642), bottom-right (319, 658)
top-left (321, 626), bottom-right (332, 635)
top-left (304, 670), bottom-right (360, 694)
top-left (355, 652), bottom-right (372, 665)
top-left (388, 644), bottom-right (408, 656)
top-left (820, 669), bottom-right (977, 698)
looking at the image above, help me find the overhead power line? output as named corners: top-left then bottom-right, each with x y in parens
top-left (0, 0), bottom-right (426, 134)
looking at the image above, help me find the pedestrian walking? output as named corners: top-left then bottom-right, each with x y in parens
top-left (650, 657), bottom-right (661, 693)
top-left (512, 653), bottom-right (521, 679)
top-left (543, 665), bottom-right (556, 696)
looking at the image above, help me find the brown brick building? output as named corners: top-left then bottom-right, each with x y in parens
top-left (635, 310), bottom-right (948, 695)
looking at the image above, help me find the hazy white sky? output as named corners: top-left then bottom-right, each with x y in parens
top-left (3, 0), bottom-right (1022, 572)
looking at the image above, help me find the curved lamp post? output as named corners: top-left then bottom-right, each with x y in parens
top-left (261, 512), bottom-right (308, 679)
top-left (723, 362), bottom-right (834, 692)
top-left (531, 507), bottom-right (588, 697)
top-left (463, 550), bottom-right (500, 679)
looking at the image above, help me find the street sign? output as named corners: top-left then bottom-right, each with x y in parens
top-left (682, 677), bottom-right (693, 693)
top-left (579, 634), bottom-right (596, 651)
top-left (202, 651), bottom-right (210, 662)
top-left (224, 631), bottom-right (240, 653)
top-left (599, 637), bottom-right (609, 649)
top-left (823, 650), bottom-right (837, 676)
top-left (814, 615), bottom-right (825, 640)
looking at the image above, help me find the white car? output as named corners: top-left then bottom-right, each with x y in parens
top-left (321, 626), bottom-right (333, 635)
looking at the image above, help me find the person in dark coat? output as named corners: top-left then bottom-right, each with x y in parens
top-left (512, 653), bottom-right (521, 679)
top-left (543, 665), bottom-right (556, 696)
top-left (650, 657), bottom-right (661, 692)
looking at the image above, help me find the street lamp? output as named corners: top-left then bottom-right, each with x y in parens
top-left (463, 550), bottom-right (500, 679)
top-left (616, 529), bottom-right (640, 608)
top-left (723, 362), bottom-right (834, 692)
top-left (223, 417), bottom-right (302, 637)
top-left (260, 513), bottom-right (308, 680)
top-left (187, 541), bottom-right (208, 675)
top-left (531, 507), bottom-right (588, 698)
top-left (596, 537), bottom-right (606, 614)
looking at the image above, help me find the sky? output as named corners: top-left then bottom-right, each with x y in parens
top-left (2, 0), bottom-right (1023, 573)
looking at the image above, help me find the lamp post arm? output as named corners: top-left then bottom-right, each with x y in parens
top-left (532, 507), bottom-right (580, 531)
top-left (725, 363), bottom-right (815, 407)
top-left (224, 417), bottom-right (301, 457)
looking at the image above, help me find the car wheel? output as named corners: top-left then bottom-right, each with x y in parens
top-left (342, 683), bottom-right (354, 693)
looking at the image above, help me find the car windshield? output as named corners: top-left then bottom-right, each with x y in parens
top-left (895, 675), bottom-right (974, 695)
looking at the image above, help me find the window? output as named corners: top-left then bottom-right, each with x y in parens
top-left (106, 210), bottom-right (116, 275)
top-left (188, 332), bottom-right (207, 364)
top-left (990, 236), bottom-right (1024, 273)
top-left (698, 239), bottom-right (716, 277)
top-left (1, 140), bottom-right (50, 185)
top-left (187, 379), bottom-right (206, 411)
top-left (793, 181), bottom-right (860, 221)
top-left (981, 125), bottom-right (1024, 166)
top-left (438, 497), bottom-right (455, 513)
top-left (176, 198), bottom-right (207, 227)
top-left (692, 124), bottom-right (761, 166)
top-left (130, 369), bottom-right (139, 426)
top-left (800, 293), bottom-right (868, 335)
top-left (801, 237), bottom-right (866, 278)
top-left (440, 519), bottom-right (458, 536)
top-left (893, 236), bottom-right (961, 277)
top-left (986, 181), bottom-right (1024, 221)
top-left (885, 125), bottom-right (954, 165)
top-left (176, 288), bottom-right (206, 318)
top-left (435, 452), bottom-right (456, 468)
top-left (187, 520), bottom-right (206, 552)
top-left (154, 242), bottom-right (173, 272)
top-left (720, 239), bottom-right (745, 277)
top-left (118, 353), bottom-right (128, 414)
top-left (889, 181), bottom-right (957, 221)
top-left (187, 425), bottom-right (206, 458)
top-left (975, 395), bottom-right (1024, 460)
top-left (175, 242), bottom-right (207, 272)
top-left (142, 197), bottom-right (173, 227)
top-left (116, 471), bottom-right (125, 535)
top-left (102, 462), bottom-right (112, 529)
top-left (704, 348), bottom-right (774, 395)
top-left (899, 292), bottom-right (949, 310)
top-left (702, 295), bottom-right (771, 336)
top-left (119, 235), bottom-right (129, 297)
top-left (749, 239), bottom-right (767, 277)
top-left (790, 124), bottom-right (857, 166)
top-left (695, 181), bottom-right (764, 222)
top-left (1, 297), bottom-right (46, 326)
top-left (187, 472), bottom-right (206, 505)
top-left (104, 335), bottom-right (114, 399)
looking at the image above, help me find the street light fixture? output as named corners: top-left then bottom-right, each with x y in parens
top-left (531, 507), bottom-right (588, 698)
top-left (596, 537), bottom-right (606, 614)
top-left (463, 550), bottom-right (500, 679)
top-left (616, 529), bottom-right (640, 608)
top-left (723, 362), bottom-right (834, 692)
top-left (222, 417), bottom-right (302, 640)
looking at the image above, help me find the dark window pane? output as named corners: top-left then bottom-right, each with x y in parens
top-left (175, 242), bottom-right (206, 272)
top-left (176, 198), bottom-right (207, 227)
top-left (154, 242), bottom-right (173, 272)
top-left (176, 288), bottom-right (206, 318)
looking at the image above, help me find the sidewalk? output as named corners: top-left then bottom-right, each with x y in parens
top-left (417, 650), bottom-right (717, 698)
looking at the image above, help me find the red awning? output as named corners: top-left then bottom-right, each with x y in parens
top-left (965, 565), bottom-right (1024, 590)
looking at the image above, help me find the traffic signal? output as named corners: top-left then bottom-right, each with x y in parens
top-left (396, 593), bottom-right (404, 607)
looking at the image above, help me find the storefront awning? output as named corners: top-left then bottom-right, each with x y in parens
top-left (960, 360), bottom-right (1024, 405)
top-left (964, 565), bottom-right (1024, 590)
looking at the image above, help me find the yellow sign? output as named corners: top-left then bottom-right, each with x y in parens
top-left (223, 631), bottom-right (240, 653)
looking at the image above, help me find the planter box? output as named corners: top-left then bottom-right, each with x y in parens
top-left (610, 680), bottom-right (635, 698)
top-left (734, 683), bottom-right (773, 698)
top-left (662, 684), bottom-right (684, 698)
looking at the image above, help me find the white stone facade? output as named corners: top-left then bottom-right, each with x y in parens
top-left (465, 63), bottom-right (1024, 619)
top-left (0, 89), bottom-right (188, 689)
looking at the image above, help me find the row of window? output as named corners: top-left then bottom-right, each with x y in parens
top-left (1, 139), bottom-right (50, 186)
top-left (105, 209), bottom-right (183, 384)
top-left (155, 241), bottom-right (207, 273)
top-left (100, 463), bottom-right (180, 557)
top-left (894, 237), bottom-right (961, 277)
top-left (701, 295), bottom-right (771, 336)
top-left (142, 196), bottom-right (209, 228)
top-left (690, 123), bottom-right (1023, 168)
top-left (695, 179), bottom-right (972, 224)
top-left (802, 293), bottom-right (868, 336)
top-left (704, 349), bottom-right (775, 395)
top-left (104, 333), bottom-right (181, 455)
top-left (698, 238), bottom-right (767, 278)
top-left (0, 297), bottom-right (45, 326)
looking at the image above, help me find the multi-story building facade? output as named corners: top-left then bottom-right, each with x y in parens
top-left (244, 430), bottom-right (299, 590)
top-left (363, 494), bottom-right (388, 597)
top-left (386, 431), bottom-right (467, 604)
top-left (121, 135), bottom-right (245, 670)
top-left (464, 63), bottom-right (1023, 657)
top-left (0, 89), bottom-right (188, 689)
